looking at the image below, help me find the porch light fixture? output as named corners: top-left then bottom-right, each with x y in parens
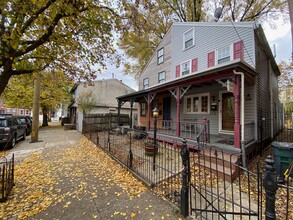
top-left (153, 107), bottom-right (159, 118)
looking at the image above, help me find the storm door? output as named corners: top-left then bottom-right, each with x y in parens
top-left (221, 92), bottom-right (234, 131)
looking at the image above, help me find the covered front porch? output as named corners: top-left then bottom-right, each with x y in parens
top-left (117, 60), bottom-right (257, 155)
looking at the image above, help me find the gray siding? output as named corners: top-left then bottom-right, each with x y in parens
top-left (139, 27), bottom-right (172, 90)
top-left (171, 23), bottom-right (256, 80)
top-left (255, 34), bottom-right (271, 142)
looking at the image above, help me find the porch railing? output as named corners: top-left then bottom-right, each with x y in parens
top-left (149, 118), bottom-right (210, 142)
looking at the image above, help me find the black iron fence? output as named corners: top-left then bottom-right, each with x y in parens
top-left (82, 121), bottom-right (292, 219)
top-left (0, 154), bottom-right (14, 202)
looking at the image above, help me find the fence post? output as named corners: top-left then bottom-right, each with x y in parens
top-left (107, 129), bottom-right (110, 151)
top-left (129, 132), bottom-right (133, 168)
top-left (263, 155), bottom-right (278, 220)
top-left (180, 138), bottom-right (189, 217)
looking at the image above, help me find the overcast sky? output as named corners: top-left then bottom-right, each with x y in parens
top-left (97, 22), bottom-right (292, 91)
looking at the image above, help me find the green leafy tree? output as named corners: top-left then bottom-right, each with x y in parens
top-left (0, 0), bottom-right (122, 95)
top-left (3, 70), bottom-right (74, 126)
top-left (76, 90), bottom-right (98, 114)
top-left (120, 0), bottom-right (287, 75)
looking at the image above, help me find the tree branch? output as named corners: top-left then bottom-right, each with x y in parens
top-left (21, 0), bottom-right (57, 34)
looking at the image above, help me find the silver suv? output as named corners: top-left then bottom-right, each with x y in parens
top-left (0, 115), bottom-right (26, 149)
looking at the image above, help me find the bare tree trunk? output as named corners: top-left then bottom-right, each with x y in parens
top-left (31, 75), bottom-right (41, 142)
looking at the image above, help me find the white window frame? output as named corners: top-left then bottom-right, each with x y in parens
top-left (183, 28), bottom-right (195, 50)
top-left (157, 48), bottom-right (164, 64)
top-left (184, 93), bottom-right (210, 114)
top-left (143, 78), bottom-right (149, 89)
top-left (216, 44), bottom-right (232, 65)
top-left (158, 71), bottom-right (166, 83)
top-left (181, 60), bottom-right (191, 76)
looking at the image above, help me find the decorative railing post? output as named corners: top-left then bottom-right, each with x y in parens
top-left (180, 138), bottom-right (189, 217)
top-left (263, 156), bottom-right (278, 220)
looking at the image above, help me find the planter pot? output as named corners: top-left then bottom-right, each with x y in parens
top-left (144, 143), bottom-right (158, 156)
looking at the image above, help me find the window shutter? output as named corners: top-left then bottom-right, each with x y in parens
top-left (233, 40), bottom-right (243, 60)
top-left (207, 51), bottom-right (215, 67)
top-left (176, 65), bottom-right (180, 77)
top-left (192, 58), bottom-right (198, 72)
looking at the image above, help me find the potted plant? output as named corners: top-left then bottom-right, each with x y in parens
top-left (144, 141), bottom-right (158, 156)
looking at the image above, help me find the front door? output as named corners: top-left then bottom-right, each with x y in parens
top-left (221, 92), bottom-right (234, 131)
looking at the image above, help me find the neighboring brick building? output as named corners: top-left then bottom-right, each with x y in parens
top-left (0, 99), bottom-right (32, 116)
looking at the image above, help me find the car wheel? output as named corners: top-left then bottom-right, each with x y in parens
top-left (10, 135), bottom-right (16, 149)
top-left (22, 131), bottom-right (26, 140)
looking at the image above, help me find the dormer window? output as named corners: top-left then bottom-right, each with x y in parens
top-left (217, 46), bottom-right (231, 64)
top-left (183, 28), bottom-right (194, 50)
top-left (143, 78), bottom-right (149, 89)
top-left (181, 60), bottom-right (191, 76)
top-left (157, 48), bottom-right (164, 64)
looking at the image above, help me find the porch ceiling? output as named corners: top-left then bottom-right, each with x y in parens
top-left (117, 59), bottom-right (257, 102)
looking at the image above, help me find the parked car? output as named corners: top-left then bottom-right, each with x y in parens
top-left (17, 116), bottom-right (32, 135)
top-left (0, 114), bottom-right (26, 149)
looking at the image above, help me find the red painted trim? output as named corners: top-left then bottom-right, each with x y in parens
top-left (208, 51), bottom-right (215, 67)
top-left (192, 58), bottom-right (198, 72)
top-left (176, 87), bottom-right (181, 137)
top-left (233, 40), bottom-right (243, 60)
top-left (176, 65), bottom-right (180, 77)
top-left (233, 75), bottom-right (241, 148)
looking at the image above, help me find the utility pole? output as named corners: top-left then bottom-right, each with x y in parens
top-left (31, 74), bottom-right (41, 142)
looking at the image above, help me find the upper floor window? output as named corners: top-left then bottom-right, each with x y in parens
top-left (181, 60), bottom-right (191, 76)
top-left (217, 46), bottom-right (231, 64)
top-left (185, 93), bottom-right (210, 114)
top-left (184, 28), bottom-right (194, 50)
top-left (20, 109), bottom-right (24, 115)
top-left (157, 48), bottom-right (164, 64)
top-left (158, 71), bottom-right (166, 83)
top-left (143, 78), bottom-right (149, 89)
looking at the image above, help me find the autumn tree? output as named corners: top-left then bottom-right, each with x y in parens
top-left (120, 0), bottom-right (287, 74)
top-left (0, 0), bottom-right (122, 95)
top-left (76, 90), bottom-right (98, 114)
top-left (3, 70), bottom-right (73, 126)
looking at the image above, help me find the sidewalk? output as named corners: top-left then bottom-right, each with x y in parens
top-left (2, 123), bottom-right (185, 220)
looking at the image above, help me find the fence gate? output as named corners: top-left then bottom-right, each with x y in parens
top-left (188, 146), bottom-right (262, 219)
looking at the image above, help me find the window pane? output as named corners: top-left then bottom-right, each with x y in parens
top-left (193, 97), bottom-right (199, 112)
top-left (184, 30), bottom-right (194, 49)
top-left (143, 78), bottom-right (149, 89)
top-left (181, 61), bottom-right (190, 75)
top-left (158, 71), bottom-right (165, 83)
top-left (141, 103), bottom-right (146, 116)
top-left (201, 96), bottom-right (208, 112)
top-left (186, 98), bottom-right (191, 112)
top-left (218, 47), bottom-right (230, 64)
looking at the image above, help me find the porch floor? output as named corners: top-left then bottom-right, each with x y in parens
top-left (146, 131), bottom-right (241, 154)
